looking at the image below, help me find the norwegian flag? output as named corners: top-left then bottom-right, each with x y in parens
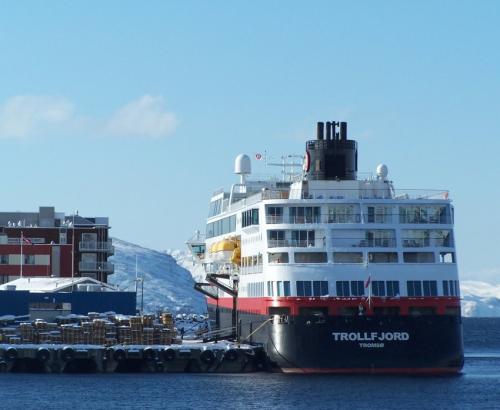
top-left (364, 275), bottom-right (371, 289)
top-left (22, 235), bottom-right (32, 245)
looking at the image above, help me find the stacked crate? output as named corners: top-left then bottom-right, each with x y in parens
top-left (20, 323), bottom-right (35, 343)
top-left (117, 326), bottom-right (132, 345)
top-left (130, 316), bottom-right (143, 345)
top-left (91, 319), bottom-right (106, 345)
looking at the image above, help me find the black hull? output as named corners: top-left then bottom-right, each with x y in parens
top-left (209, 306), bottom-right (464, 373)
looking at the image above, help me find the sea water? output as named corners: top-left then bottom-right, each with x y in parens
top-left (0, 318), bottom-right (499, 410)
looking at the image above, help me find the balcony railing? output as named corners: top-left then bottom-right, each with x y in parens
top-left (79, 261), bottom-right (114, 273)
top-left (79, 241), bottom-right (114, 254)
top-left (268, 239), bottom-right (317, 248)
top-left (332, 238), bottom-right (397, 248)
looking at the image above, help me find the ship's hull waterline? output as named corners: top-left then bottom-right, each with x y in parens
top-left (208, 302), bottom-right (464, 374)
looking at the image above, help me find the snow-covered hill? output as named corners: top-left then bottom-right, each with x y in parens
top-left (461, 281), bottom-right (500, 317)
top-left (109, 238), bottom-right (206, 314)
top-left (109, 239), bottom-right (500, 317)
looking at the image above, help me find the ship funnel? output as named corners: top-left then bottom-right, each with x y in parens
top-left (305, 121), bottom-right (357, 181)
top-left (340, 122), bottom-right (347, 140)
top-left (326, 122), bottom-right (332, 140)
top-left (317, 122), bottom-right (324, 140)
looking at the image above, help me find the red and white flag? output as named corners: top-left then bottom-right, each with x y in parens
top-left (22, 236), bottom-right (32, 245)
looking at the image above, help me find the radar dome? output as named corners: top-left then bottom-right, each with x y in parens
top-left (235, 154), bottom-right (251, 175)
top-left (376, 164), bottom-right (388, 180)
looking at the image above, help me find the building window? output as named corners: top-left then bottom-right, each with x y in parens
top-left (367, 206), bottom-right (392, 223)
top-left (407, 281), bottom-right (422, 297)
top-left (24, 255), bottom-right (35, 265)
top-left (371, 281), bottom-right (385, 296)
top-left (0, 255), bottom-right (8, 264)
top-left (336, 281), bottom-right (350, 297)
top-left (350, 281), bottom-right (365, 296)
top-left (423, 280), bottom-right (438, 296)
top-left (386, 281), bottom-right (400, 297)
top-left (368, 252), bottom-right (398, 263)
top-left (294, 252), bottom-right (327, 263)
top-left (403, 252), bottom-right (435, 263)
top-left (296, 281), bottom-right (313, 297)
top-left (333, 252), bottom-right (363, 263)
top-left (328, 205), bottom-right (359, 223)
top-left (313, 281), bottom-right (329, 296)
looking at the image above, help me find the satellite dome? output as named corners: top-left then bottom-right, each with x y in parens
top-left (376, 164), bottom-right (388, 180)
top-left (235, 154), bottom-right (251, 175)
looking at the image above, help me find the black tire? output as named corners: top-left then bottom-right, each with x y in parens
top-left (113, 348), bottom-right (126, 362)
top-left (143, 348), bottom-right (156, 361)
top-left (163, 348), bottom-right (176, 362)
top-left (224, 349), bottom-right (238, 362)
top-left (61, 347), bottom-right (75, 362)
top-left (200, 349), bottom-right (216, 365)
top-left (37, 348), bottom-right (51, 362)
top-left (5, 347), bottom-right (17, 361)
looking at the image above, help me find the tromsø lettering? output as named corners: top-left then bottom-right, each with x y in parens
top-left (332, 331), bottom-right (410, 342)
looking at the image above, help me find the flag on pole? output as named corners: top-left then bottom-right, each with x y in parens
top-left (365, 274), bottom-right (372, 310)
top-left (255, 153), bottom-right (263, 160)
top-left (22, 236), bottom-right (32, 245)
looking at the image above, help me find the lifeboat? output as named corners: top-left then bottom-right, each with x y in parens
top-left (209, 238), bottom-right (241, 264)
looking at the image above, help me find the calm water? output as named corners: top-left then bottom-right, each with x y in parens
top-left (1, 318), bottom-right (499, 410)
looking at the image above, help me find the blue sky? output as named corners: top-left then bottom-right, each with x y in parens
top-left (0, 1), bottom-right (499, 282)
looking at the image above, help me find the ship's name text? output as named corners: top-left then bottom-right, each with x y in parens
top-left (332, 331), bottom-right (410, 342)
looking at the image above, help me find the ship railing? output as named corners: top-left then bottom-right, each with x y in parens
top-left (268, 239), bottom-right (318, 248)
top-left (332, 238), bottom-right (397, 248)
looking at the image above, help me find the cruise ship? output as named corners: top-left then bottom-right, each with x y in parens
top-left (188, 121), bottom-right (464, 374)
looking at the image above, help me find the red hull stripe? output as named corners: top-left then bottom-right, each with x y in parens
top-left (280, 367), bottom-right (462, 375)
top-left (207, 296), bottom-right (461, 316)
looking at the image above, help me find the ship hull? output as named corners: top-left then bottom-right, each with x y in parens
top-left (209, 303), bottom-right (464, 374)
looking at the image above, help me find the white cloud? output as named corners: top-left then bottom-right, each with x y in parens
top-left (0, 95), bottom-right (74, 138)
top-left (105, 95), bottom-right (177, 138)
top-left (0, 94), bottom-right (177, 139)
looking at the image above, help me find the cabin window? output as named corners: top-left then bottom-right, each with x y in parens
top-left (299, 307), bottom-right (328, 317)
top-left (327, 205), bottom-right (359, 223)
top-left (373, 307), bottom-right (400, 316)
top-left (336, 281), bottom-right (350, 296)
top-left (423, 280), bottom-right (438, 296)
top-left (268, 306), bottom-right (290, 315)
top-left (386, 281), bottom-right (400, 297)
top-left (283, 281), bottom-right (291, 296)
top-left (268, 252), bottom-right (289, 263)
top-left (367, 206), bottom-right (392, 223)
top-left (440, 252), bottom-right (455, 263)
top-left (403, 252), bottom-right (435, 263)
top-left (371, 281), bottom-right (385, 296)
top-left (0, 255), bottom-right (8, 264)
top-left (268, 230), bottom-right (286, 247)
top-left (313, 281), bottom-right (329, 296)
top-left (443, 280), bottom-right (460, 297)
top-left (294, 252), bottom-right (327, 263)
top-left (409, 307), bottom-right (436, 316)
top-left (350, 281), bottom-right (365, 296)
top-left (291, 230), bottom-right (315, 247)
top-left (368, 252), bottom-right (398, 263)
top-left (296, 281), bottom-right (313, 297)
top-left (289, 206), bottom-right (320, 224)
top-left (242, 209), bottom-right (259, 228)
top-left (333, 252), bottom-right (363, 263)
top-left (407, 281), bottom-right (422, 297)
top-left (266, 206), bottom-right (283, 224)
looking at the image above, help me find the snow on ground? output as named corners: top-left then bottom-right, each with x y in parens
top-left (109, 238), bottom-right (206, 314)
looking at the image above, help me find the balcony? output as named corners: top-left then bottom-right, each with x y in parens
top-left (79, 241), bottom-right (114, 254)
top-left (79, 261), bottom-right (114, 273)
top-left (268, 239), bottom-right (318, 248)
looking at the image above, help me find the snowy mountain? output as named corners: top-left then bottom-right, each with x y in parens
top-left (109, 239), bottom-right (500, 317)
top-left (109, 238), bottom-right (206, 314)
top-left (461, 281), bottom-right (500, 317)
